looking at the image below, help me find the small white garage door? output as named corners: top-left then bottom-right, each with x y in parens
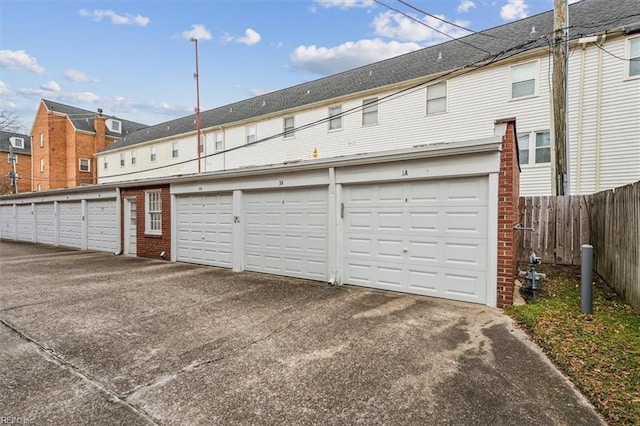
top-left (87, 199), bottom-right (118, 252)
top-left (176, 194), bottom-right (233, 267)
top-left (244, 187), bottom-right (328, 281)
top-left (36, 203), bottom-right (56, 245)
top-left (343, 176), bottom-right (488, 304)
top-left (1, 205), bottom-right (16, 240)
top-left (59, 202), bottom-right (82, 248)
top-left (17, 205), bottom-right (32, 242)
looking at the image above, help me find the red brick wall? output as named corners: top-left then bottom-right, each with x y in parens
top-left (0, 152), bottom-right (30, 194)
top-left (496, 118), bottom-right (521, 308)
top-left (120, 185), bottom-right (171, 261)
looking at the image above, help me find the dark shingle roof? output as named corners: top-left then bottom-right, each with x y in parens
top-left (101, 0), bottom-right (640, 153)
top-left (42, 99), bottom-right (148, 138)
top-left (0, 131), bottom-right (31, 155)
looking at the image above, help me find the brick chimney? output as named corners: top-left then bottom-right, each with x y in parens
top-left (94, 108), bottom-right (107, 151)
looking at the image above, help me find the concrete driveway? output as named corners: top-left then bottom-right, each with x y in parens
top-left (0, 240), bottom-right (604, 425)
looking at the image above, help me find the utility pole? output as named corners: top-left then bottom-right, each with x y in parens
top-left (190, 37), bottom-right (202, 173)
top-left (8, 144), bottom-right (18, 194)
top-left (552, 0), bottom-right (569, 195)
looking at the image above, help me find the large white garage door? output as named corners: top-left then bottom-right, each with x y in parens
top-left (244, 187), bottom-right (328, 281)
top-left (87, 199), bottom-right (118, 252)
top-left (35, 203), bottom-right (55, 245)
top-left (17, 205), bottom-right (32, 242)
top-left (59, 202), bottom-right (82, 248)
top-left (176, 194), bottom-right (233, 267)
top-left (343, 176), bottom-right (488, 304)
top-left (1, 205), bottom-right (16, 240)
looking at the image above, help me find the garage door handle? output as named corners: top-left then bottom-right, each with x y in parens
top-left (403, 248), bottom-right (408, 252)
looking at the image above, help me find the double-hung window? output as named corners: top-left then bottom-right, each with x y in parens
top-left (628, 37), bottom-right (640, 78)
top-left (329, 106), bottom-right (342, 131)
top-left (79, 158), bottom-right (90, 172)
top-left (511, 62), bottom-right (537, 99)
top-left (214, 131), bottom-right (223, 151)
top-left (150, 145), bottom-right (157, 162)
top-left (283, 117), bottom-right (295, 139)
top-left (426, 82), bottom-right (447, 114)
top-left (145, 190), bottom-right (162, 235)
top-left (103, 157), bottom-right (108, 170)
top-left (120, 153), bottom-right (125, 167)
top-left (172, 142), bottom-right (179, 159)
top-left (518, 131), bottom-right (551, 165)
top-left (131, 150), bottom-right (137, 165)
top-left (246, 125), bottom-right (256, 144)
top-left (362, 98), bottom-right (378, 126)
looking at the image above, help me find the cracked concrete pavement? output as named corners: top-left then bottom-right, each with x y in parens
top-left (0, 240), bottom-right (605, 425)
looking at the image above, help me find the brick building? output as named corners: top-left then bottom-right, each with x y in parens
top-left (30, 99), bottom-right (147, 191)
top-left (0, 131), bottom-right (31, 195)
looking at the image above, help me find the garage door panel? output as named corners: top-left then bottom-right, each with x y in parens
top-left (176, 193), bottom-right (233, 267)
top-left (87, 200), bottom-right (118, 252)
top-left (59, 202), bottom-right (82, 248)
top-left (17, 205), bottom-right (32, 242)
top-left (244, 188), bottom-right (328, 281)
top-left (343, 177), bottom-right (488, 304)
top-left (36, 204), bottom-right (55, 244)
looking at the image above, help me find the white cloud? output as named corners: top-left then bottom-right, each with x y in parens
top-left (41, 81), bottom-right (61, 92)
top-left (290, 38), bottom-right (421, 76)
top-left (0, 50), bottom-right (45, 74)
top-left (457, 0), bottom-right (476, 13)
top-left (63, 69), bottom-right (92, 82)
top-left (500, 0), bottom-right (529, 21)
top-left (182, 24), bottom-right (212, 41)
top-left (236, 28), bottom-right (261, 46)
top-left (313, 0), bottom-right (374, 9)
top-left (372, 11), bottom-right (471, 43)
top-left (0, 80), bottom-right (10, 96)
top-left (79, 9), bottom-right (150, 26)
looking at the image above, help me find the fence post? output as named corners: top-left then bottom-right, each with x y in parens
top-left (581, 244), bottom-right (593, 314)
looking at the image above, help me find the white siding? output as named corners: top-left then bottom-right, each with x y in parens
top-left (35, 203), bottom-right (56, 245)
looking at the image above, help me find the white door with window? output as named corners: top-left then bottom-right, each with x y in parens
top-left (176, 194), bottom-right (233, 267)
top-left (243, 187), bottom-right (328, 281)
top-left (342, 176), bottom-right (489, 304)
top-left (87, 199), bottom-right (118, 252)
top-left (124, 198), bottom-right (137, 255)
top-left (35, 203), bottom-right (55, 244)
top-left (59, 202), bottom-right (82, 248)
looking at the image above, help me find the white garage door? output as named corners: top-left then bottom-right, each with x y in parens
top-left (36, 203), bottom-right (55, 245)
top-left (176, 194), bottom-right (233, 267)
top-left (59, 202), bottom-right (82, 248)
top-left (87, 199), bottom-right (118, 252)
top-left (17, 205), bottom-right (32, 242)
top-left (343, 176), bottom-right (488, 304)
top-left (1, 205), bottom-right (16, 240)
top-left (244, 187), bottom-right (328, 281)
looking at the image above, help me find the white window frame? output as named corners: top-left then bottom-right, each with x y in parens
top-left (107, 119), bottom-right (122, 133)
top-left (518, 130), bottom-right (551, 166)
top-left (283, 116), bottom-right (295, 139)
top-left (131, 150), bottom-right (137, 165)
top-left (150, 145), bottom-right (157, 162)
top-left (37, 183), bottom-right (42, 191)
top-left (246, 124), bottom-right (256, 144)
top-left (10, 137), bottom-right (24, 149)
top-left (172, 142), bottom-right (179, 159)
top-left (510, 61), bottom-right (538, 99)
top-left (627, 37), bottom-right (640, 79)
top-left (120, 152), bottom-right (125, 167)
top-left (145, 190), bottom-right (162, 235)
top-left (362, 97), bottom-right (378, 126)
top-left (328, 106), bottom-right (342, 131)
top-left (40, 133), bottom-right (44, 148)
top-left (426, 82), bottom-right (447, 115)
top-left (40, 158), bottom-right (45, 173)
top-left (79, 158), bottom-right (90, 172)
top-left (214, 131), bottom-right (223, 151)
top-left (7, 153), bottom-right (17, 164)
top-left (103, 157), bottom-right (108, 170)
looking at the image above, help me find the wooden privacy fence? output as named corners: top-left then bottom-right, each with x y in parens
top-left (518, 181), bottom-right (640, 311)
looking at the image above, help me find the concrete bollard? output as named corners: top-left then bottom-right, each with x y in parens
top-left (581, 244), bottom-right (593, 314)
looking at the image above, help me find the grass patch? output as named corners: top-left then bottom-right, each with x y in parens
top-left (505, 265), bottom-right (640, 426)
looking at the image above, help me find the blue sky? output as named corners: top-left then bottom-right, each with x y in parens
top-left (1, 0), bottom-right (562, 131)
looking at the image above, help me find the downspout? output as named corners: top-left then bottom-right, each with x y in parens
top-left (575, 43), bottom-right (587, 193)
top-left (595, 35), bottom-right (606, 191)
